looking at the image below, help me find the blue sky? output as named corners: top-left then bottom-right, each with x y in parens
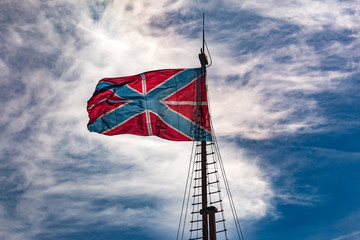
top-left (1, 0), bottom-right (359, 240)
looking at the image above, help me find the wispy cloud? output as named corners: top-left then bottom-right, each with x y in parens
top-left (1, 0), bottom-right (359, 239)
top-left (332, 231), bottom-right (360, 240)
top-left (227, 0), bottom-right (359, 29)
top-left (0, 1), bottom-right (276, 238)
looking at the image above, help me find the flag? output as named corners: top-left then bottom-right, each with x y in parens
top-left (87, 68), bottom-right (212, 141)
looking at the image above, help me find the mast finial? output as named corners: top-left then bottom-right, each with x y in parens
top-left (202, 12), bottom-right (205, 54)
top-left (199, 12), bottom-right (208, 67)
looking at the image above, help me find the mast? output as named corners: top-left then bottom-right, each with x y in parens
top-left (177, 14), bottom-right (244, 240)
top-left (200, 139), bottom-right (208, 240)
top-left (198, 13), bottom-right (213, 240)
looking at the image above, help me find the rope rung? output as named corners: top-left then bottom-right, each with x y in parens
top-left (210, 200), bottom-right (222, 204)
top-left (191, 211), bottom-right (200, 214)
top-left (190, 219), bottom-right (202, 223)
top-left (190, 237), bottom-right (203, 240)
top-left (209, 190), bottom-right (221, 195)
top-left (190, 228), bottom-right (202, 232)
top-left (216, 229), bottom-right (227, 233)
top-left (208, 180), bottom-right (219, 185)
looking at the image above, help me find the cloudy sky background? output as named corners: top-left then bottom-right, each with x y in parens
top-left (1, 0), bottom-right (359, 239)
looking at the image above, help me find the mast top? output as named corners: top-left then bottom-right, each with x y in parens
top-left (199, 12), bottom-right (209, 67)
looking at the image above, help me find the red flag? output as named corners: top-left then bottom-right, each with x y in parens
top-left (87, 68), bottom-right (212, 141)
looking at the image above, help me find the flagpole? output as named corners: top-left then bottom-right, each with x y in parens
top-left (198, 12), bottom-right (214, 240)
top-left (200, 140), bottom-right (208, 240)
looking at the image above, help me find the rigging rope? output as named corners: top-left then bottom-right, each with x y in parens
top-left (206, 72), bottom-right (245, 240)
top-left (176, 67), bottom-right (245, 240)
top-left (204, 39), bottom-right (212, 68)
top-left (177, 141), bottom-right (197, 240)
top-left (177, 13), bottom-right (245, 239)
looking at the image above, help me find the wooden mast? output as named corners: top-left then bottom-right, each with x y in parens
top-left (198, 12), bottom-right (215, 240)
top-left (179, 15), bottom-right (243, 240)
top-left (200, 139), bottom-right (208, 240)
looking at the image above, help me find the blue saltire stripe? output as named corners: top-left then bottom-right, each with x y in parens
top-left (88, 68), bottom-right (211, 141)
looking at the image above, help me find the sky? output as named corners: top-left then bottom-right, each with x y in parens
top-left (0, 0), bottom-right (359, 239)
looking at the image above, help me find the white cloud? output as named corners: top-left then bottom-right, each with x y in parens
top-left (206, 43), bottom-right (330, 139)
top-left (0, 1), bottom-right (277, 238)
top-left (226, 0), bottom-right (360, 30)
top-left (333, 231), bottom-right (360, 240)
top-left (2, 0), bottom-right (359, 239)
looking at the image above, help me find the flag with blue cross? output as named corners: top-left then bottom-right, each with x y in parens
top-left (87, 68), bottom-right (212, 141)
